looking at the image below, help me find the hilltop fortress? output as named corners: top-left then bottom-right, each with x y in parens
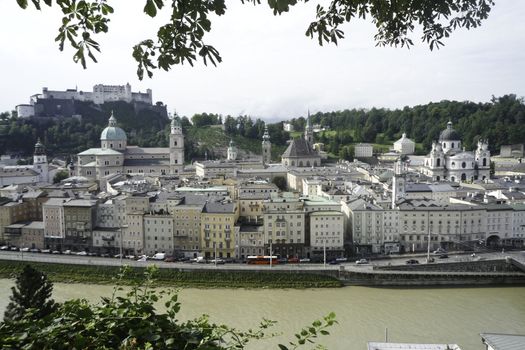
top-left (16, 83), bottom-right (164, 119)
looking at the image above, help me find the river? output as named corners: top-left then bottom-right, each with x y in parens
top-left (0, 280), bottom-right (524, 350)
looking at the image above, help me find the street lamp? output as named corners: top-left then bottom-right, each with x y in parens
top-left (214, 241), bottom-right (217, 267)
top-left (119, 225), bottom-right (128, 265)
top-left (323, 239), bottom-right (326, 269)
top-left (269, 238), bottom-right (273, 269)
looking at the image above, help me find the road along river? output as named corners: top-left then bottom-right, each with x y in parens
top-left (0, 280), bottom-right (523, 350)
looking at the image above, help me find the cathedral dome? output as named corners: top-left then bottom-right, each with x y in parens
top-left (100, 113), bottom-right (127, 141)
top-left (439, 121), bottom-right (460, 141)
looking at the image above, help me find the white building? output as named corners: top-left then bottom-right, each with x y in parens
top-left (354, 143), bottom-right (373, 158)
top-left (309, 211), bottom-right (344, 255)
top-left (393, 133), bottom-right (416, 155)
top-left (144, 214), bottom-right (174, 255)
top-left (283, 123), bottom-right (294, 132)
top-left (422, 121), bottom-right (491, 182)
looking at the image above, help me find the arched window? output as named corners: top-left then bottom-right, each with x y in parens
top-left (451, 176), bottom-right (456, 182)
top-left (436, 176), bottom-right (440, 181)
top-left (452, 162), bottom-right (456, 167)
top-left (299, 161), bottom-right (303, 167)
top-left (291, 161), bottom-right (295, 166)
top-left (306, 161), bottom-right (311, 167)
top-left (436, 159), bottom-right (441, 167)
top-left (443, 143), bottom-right (446, 148)
top-left (461, 173), bottom-right (467, 181)
top-left (461, 162), bottom-right (466, 169)
top-left (483, 158), bottom-right (487, 166)
top-left (451, 142), bottom-right (455, 148)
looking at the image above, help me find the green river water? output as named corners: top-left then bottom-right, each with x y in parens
top-left (0, 280), bottom-right (524, 350)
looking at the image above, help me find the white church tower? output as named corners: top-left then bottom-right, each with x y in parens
top-left (169, 117), bottom-right (184, 175)
top-left (262, 124), bottom-right (271, 165)
top-left (392, 157), bottom-right (407, 208)
top-left (33, 138), bottom-right (49, 183)
top-left (304, 111), bottom-right (313, 145)
top-left (227, 139), bottom-right (237, 161)
top-left (475, 139), bottom-right (491, 181)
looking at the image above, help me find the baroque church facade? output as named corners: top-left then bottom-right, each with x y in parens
top-left (77, 113), bottom-right (184, 180)
top-left (422, 121), bottom-right (491, 182)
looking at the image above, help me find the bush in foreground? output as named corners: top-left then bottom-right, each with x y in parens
top-left (0, 265), bottom-right (336, 349)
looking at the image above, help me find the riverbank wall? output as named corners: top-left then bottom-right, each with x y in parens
top-left (0, 259), bottom-right (342, 289)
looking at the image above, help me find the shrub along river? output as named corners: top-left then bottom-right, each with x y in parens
top-left (0, 280), bottom-right (524, 350)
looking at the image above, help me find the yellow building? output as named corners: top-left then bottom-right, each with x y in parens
top-left (201, 201), bottom-right (239, 258)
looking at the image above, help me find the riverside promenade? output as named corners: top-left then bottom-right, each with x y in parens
top-left (1, 250), bottom-right (525, 287)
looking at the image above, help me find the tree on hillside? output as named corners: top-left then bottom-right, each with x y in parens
top-left (272, 176), bottom-right (287, 191)
top-left (15, 0), bottom-right (494, 79)
top-left (3, 265), bottom-right (57, 322)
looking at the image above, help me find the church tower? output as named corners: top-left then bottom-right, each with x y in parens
top-left (33, 138), bottom-right (49, 182)
top-left (227, 139), bottom-right (237, 161)
top-left (262, 124), bottom-right (272, 165)
top-left (391, 157), bottom-right (406, 208)
top-left (304, 111), bottom-right (313, 145)
top-left (169, 117), bottom-right (184, 174)
top-left (475, 139), bottom-right (491, 181)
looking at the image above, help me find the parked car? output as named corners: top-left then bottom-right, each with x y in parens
top-left (51, 250), bottom-right (61, 254)
top-left (29, 248), bottom-right (40, 253)
top-left (277, 258), bottom-right (288, 264)
top-left (20, 247), bottom-right (30, 252)
top-left (427, 257), bottom-right (435, 263)
top-left (63, 250), bottom-right (72, 255)
top-left (433, 248), bottom-right (447, 255)
top-left (137, 255), bottom-right (147, 262)
top-left (336, 257), bottom-right (348, 263)
top-left (41, 249), bottom-right (51, 254)
top-left (288, 257), bottom-right (300, 263)
top-left (406, 259), bottom-right (419, 265)
top-left (164, 256), bottom-right (177, 263)
top-left (151, 253), bottom-right (166, 261)
top-left (299, 258), bottom-right (311, 263)
top-left (328, 260), bottom-right (339, 265)
top-left (194, 257), bottom-right (206, 264)
top-left (76, 251), bottom-right (88, 256)
top-left (10, 246), bottom-right (19, 251)
top-left (126, 255), bottom-right (137, 260)
top-left (210, 258), bottom-right (225, 265)
top-left (0, 245), bottom-right (9, 250)
top-left (438, 254), bottom-right (449, 259)
top-left (114, 254), bottom-right (123, 259)
top-left (355, 259), bottom-right (368, 265)
top-left (100, 253), bottom-right (110, 258)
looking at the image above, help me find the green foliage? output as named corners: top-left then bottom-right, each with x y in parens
top-left (0, 260), bottom-right (342, 288)
top-left (0, 265), bottom-right (336, 349)
top-left (3, 264), bottom-right (57, 322)
top-left (16, 0), bottom-right (494, 79)
top-left (53, 169), bottom-right (69, 184)
top-left (307, 95), bottom-right (525, 154)
top-left (272, 176), bottom-right (287, 191)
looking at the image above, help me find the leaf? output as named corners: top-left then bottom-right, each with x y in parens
top-left (17, 0), bottom-right (29, 9)
top-left (144, 0), bottom-right (157, 17)
top-left (278, 345), bottom-right (289, 350)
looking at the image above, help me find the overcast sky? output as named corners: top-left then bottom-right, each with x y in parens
top-left (1, 1), bottom-right (524, 121)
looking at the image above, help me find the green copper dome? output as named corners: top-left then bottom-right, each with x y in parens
top-left (100, 113), bottom-right (127, 141)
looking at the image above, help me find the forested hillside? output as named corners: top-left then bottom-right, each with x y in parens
top-left (289, 95), bottom-right (525, 157)
top-left (0, 95), bottom-right (523, 163)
